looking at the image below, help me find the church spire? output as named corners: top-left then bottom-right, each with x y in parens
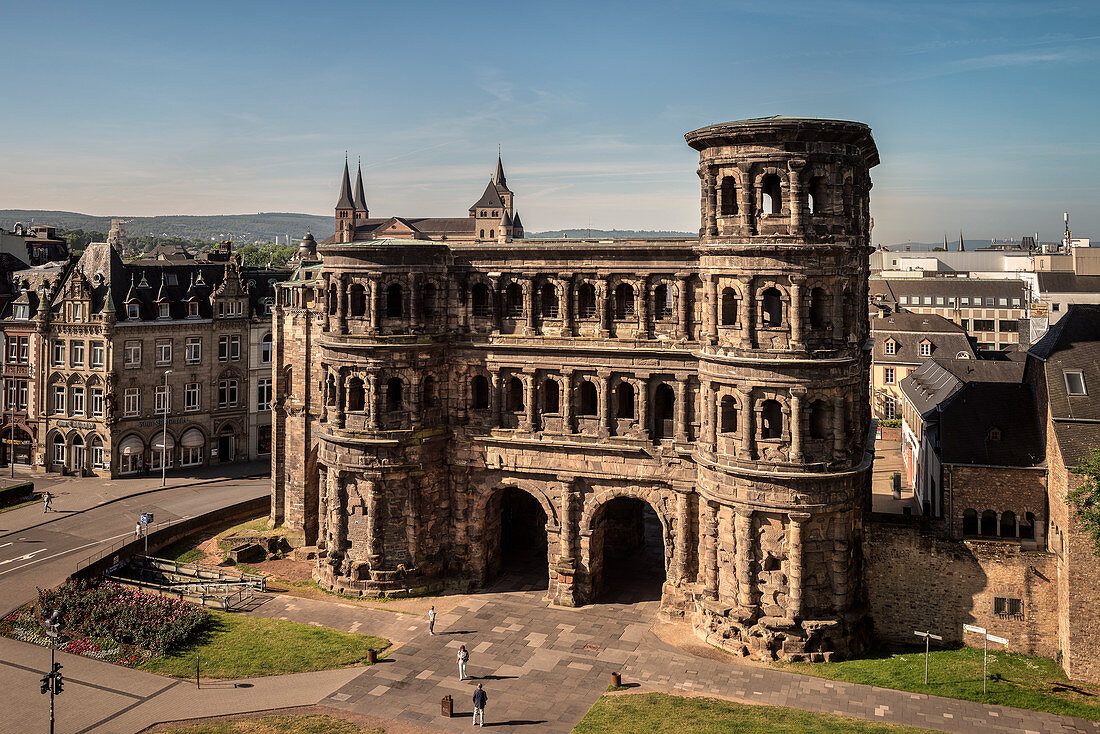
top-left (959, 229), bottom-right (965, 252)
top-left (493, 154), bottom-right (507, 189)
top-left (336, 156), bottom-right (354, 210)
top-left (353, 159), bottom-right (369, 217)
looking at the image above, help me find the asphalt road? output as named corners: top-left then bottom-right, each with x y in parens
top-left (0, 476), bottom-right (269, 615)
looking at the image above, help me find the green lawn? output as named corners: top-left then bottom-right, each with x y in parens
top-left (573, 693), bottom-right (934, 733)
top-left (140, 611), bottom-right (389, 679)
top-left (153, 714), bottom-right (380, 734)
top-left (779, 647), bottom-right (1100, 720)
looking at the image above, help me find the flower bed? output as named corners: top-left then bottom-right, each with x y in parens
top-left (0, 579), bottom-right (209, 666)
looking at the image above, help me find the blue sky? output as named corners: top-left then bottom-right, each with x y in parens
top-left (1, 0), bottom-right (1098, 243)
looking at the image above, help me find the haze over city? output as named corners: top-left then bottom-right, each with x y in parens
top-left (2, 0), bottom-right (1098, 243)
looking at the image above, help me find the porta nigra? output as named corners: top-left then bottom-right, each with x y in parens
top-left (271, 117), bottom-right (878, 661)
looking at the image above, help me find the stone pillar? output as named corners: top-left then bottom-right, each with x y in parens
top-left (334, 371), bottom-right (345, 428)
top-left (704, 500), bottom-right (719, 599)
top-left (832, 395), bottom-right (847, 461)
top-left (597, 280), bottom-right (610, 337)
top-left (678, 273), bottom-right (691, 340)
top-left (831, 519), bottom-right (850, 613)
top-left (636, 378), bottom-right (648, 439)
top-left (704, 275), bottom-right (718, 345)
top-left (460, 279), bottom-right (471, 332)
top-left (523, 372), bottom-right (536, 431)
top-left (457, 370), bottom-right (469, 423)
top-left (323, 273), bottom-right (332, 332)
top-left (524, 276), bottom-right (536, 336)
top-left (832, 288), bottom-right (845, 343)
top-left (674, 378), bottom-right (687, 442)
top-left (636, 278), bottom-right (648, 338)
top-left (735, 509), bottom-right (754, 609)
top-left (787, 159), bottom-right (805, 235)
top-left (675, 491), bottom-right (691, 583)
top-left (559, 483), bottom-right (574, 561)
top-left (491, 371), bottom-right (502, 427)
top-left (562, 370), bottom-right (574, 434)
top-left (366, 277), bottom-right (379, 335)
top-left (704, 166), bottom-right (718, 237)
top-left (335, 273), bottom-right (347, 334)
top-left (737, 163), bottom-right (754, 233)
top-left (558, 275), bottom-right (573, 337)
top-left (409, 373), bottom-right (422, 425)
top-left (790, 388), bottom-right (804, 463)
top-left (407, 272), bottom-right (419, 330)
top-left (703, 381), bottom-right (717, 451)
top-left (366, 375), bottom-right (378, 430)
top-left (737, 276), bottom-right (753, 348)
top-left (787, 512), bottom-right (810, 620)
top-left (365, 478), bottom-right (384, 567)
top-left (598, 372), bottom-right (611, 437)
top-left (789, 275), bottom-right (804, 350)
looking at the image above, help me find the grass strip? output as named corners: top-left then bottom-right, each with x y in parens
top-left (153, 713), bottom-right (379, 733)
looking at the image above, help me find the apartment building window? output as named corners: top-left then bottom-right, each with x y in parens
top-left (261, 334), bottom-right (272, 364)
top-left (960, 297), bottom-right (970, 306)
top-left (13, 304), bottom-right (28, 320)
top-left (1053, 303), bottom-right (1061, 312)
top-left (91, 387), bottom-right (104, 417)
top-left (218, 379), bottom-right (239, 408)
top-left (124, 341), bottom-right (142, 368)
top-left (52, 341), bottom-right (65, 366)
top-left (155, 385), bottom-right (171, 414)
top-left (884, 340), bottom-right (896, 356)
top-left (17, 380), bottom-right (27, 411)
top-left (922, 296), bottom-right (932, 305)
top-left (158, 303), bottom-right (170, 319)
top-left (70, 341), bottom-right (85, 368)
top-left (972, 319), bottom-right (995, 332)
top-left (883, 396), bottom-right (897, 420)
top-left (218, 336), bottom-right (234, 362)
top-left (899, 296), bottom-right (908, 305)
top-left (935, 297), bottom-right (945, 305)
top-left (5, 381), bottom-right (15, 411)
top-left (6, 339), bottom-right (16, 364)
top-left (185, 382), bottom-right (201, 411)
top-left (985, 297), bottom-right (995, 306)
top-left (258, 425), bottom-right (272, 455)
top-left (70, 386), bottom-right (85, 416)
top-left (71, 303), bottom-right (83, 321)
top-left (91, 441), bottom-right (105, 469)
top-left (52, 436), bottom-right (65, 465)
top-left (52, 385), bottom-right (65, 414)
top-left (124, 388), bottom-right (140, 416)
top-left (91, 341), bottom-right (105, 368)
top-left (1012, 298), bottom-right (1022, 307)
top-left (186, 337), bottom-right (201, 365)
top-left (919, 342), bottom-right (931, 357)
top-left (257, 378), bottom-right (272, 411)
top-left (188, 302), bottom-right (199, 318)
top-left (884, 367), bottom-right (896, 385)
top-left (998, 297), bottom-right (1008, 306)
top-left (127, 303), bottom-right (140, 320)
top-left (999, 320), bottom-right (1018, 333)
top-left (1065, 371), bottom-right (1087, 396)
top-left (156, 340), bottom-right (172, 365)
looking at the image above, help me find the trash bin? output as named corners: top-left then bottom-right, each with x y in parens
top-left (442, 694), bottom-right (453, 717)
top-left (367, 648), bottom-right (378, 664)
top-left (611, 672), bottom-right (622, 687)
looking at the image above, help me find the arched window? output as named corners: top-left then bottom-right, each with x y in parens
top-left (720, 176), bottom-right (737, 216)
top-left (543, 379), bottom-right (560, 413)
top-left (540, 283), bottom-right (558, 318)
top-left (385, 284), bottom-right (403, 318)
top-left (422, 282), bottom-right (436, 318)
top-left (809, 288), bottom-right (828, 329)
top-left (653, 383), bottom-right (675, 439)
top-left (508, 376), bottom-right (524, 412)
top-left (479, 229), bottom-right (485, 239)
top-left (720, 396), bottom-right (737, 434)
top-left (328, 284), bottom-right (337, 315)
top-left (761, 399), bottom-right (783, 439)
top-left (962, 508), bottom-right (978, 535)
top-left (808, 176), bottom-right (827, 215)
top-left (578, 381), bottom-right (598, 416)
top-left (761, 173), bottom-right (782, 215)
top-left (980, 510), bottom-right (997, 537)
top-left (654, 284), bottom-right (672, 320)
top-left (721, 288), bottom-right (737, 326)
top-left (578, 283), bottom-right (597, 318)
top-left (422, 375), bottom-right (436, 409)
top-left (472, 283), bottom-right (491, 317)
top-left (386, 378), bottom-right (403, 412)
top-left (809, 400), bottom-right (830, 440)
top-left (1020, 512), bottom-right (1036, 540)
top-left (489, 229), bottom-right (495, 239)
top-left (505, 282), bottom-right (523, 318)
top-left (616, 382), bottom-right (635, 419)
top-left (614, 283), bottom-right (634, 319)
top-left (762, 288), bottom-right (783, 327)
top-left (326, 374), bottom-right (337, 406)
top-left (52, 433), bottom-right (65, 465)
top-left (349, 283), bottom-right (366, 316)
top-left (472, 375), bottom-right (489, 410)
top-left (347, 378), bottom-right (365, 412)
top-left (261, 333), bottom-right (273, 364)
top-left (1000, 510), bottom-right (1017, 538)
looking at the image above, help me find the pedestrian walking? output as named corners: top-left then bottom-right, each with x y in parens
top-left (42, 490), bottom-right (52, 513)
top-left (428, 605), bottom-right (436, 635)
top-left (457, 644), bottom-right (469, 680)
top-left (472, 683), bottom-right (487, 727)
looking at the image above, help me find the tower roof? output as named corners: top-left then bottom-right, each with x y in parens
top-left (470, 179), bottom-right (505, 211)
top-left (494, 155), bottom-right (508, 189)
top-left (500, 209), bottom-right (513, 227)
top-left (336, 158), bottom-right (354, 209)
top-left (512, 211), bottom-right (523, 230)
top-left (353, 162), bottom-right (368, 213)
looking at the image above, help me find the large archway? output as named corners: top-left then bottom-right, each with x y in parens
top-left (484, 487), bottom-right (549, 592)
top-left (588, 497), bottom-right (666, 603)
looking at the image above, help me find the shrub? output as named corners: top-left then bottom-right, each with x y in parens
top-left (879, 418), bottom-right (902, 428)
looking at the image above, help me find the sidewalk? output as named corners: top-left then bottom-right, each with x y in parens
top-left (0, 460), bottom-right (270, 537)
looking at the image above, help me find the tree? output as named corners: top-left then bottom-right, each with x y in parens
top-left (1069, 448), bottom-right (1100, 555)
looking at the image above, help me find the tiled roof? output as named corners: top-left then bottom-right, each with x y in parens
top-left (470, 180), bottom-right (505, 210)
top-left (939, 383), bottom-right (1043, 466)
top-left (1036, 272), bottom-right (1100, 294)
top-left (873, 277), bottom-right (1027, 298)
top-left (871, 313), bottom-right (975, 365)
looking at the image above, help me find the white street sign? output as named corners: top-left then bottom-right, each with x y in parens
top-left (987, 634), bottom-right (1009, 646)
top-left (962, 624), bottom-right (986, 635)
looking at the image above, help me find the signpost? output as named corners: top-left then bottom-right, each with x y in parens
top-left (913, 630), bottom-right (943, 685)
top-left (963, 624), bottom-right (1008, 693)
top-left (139, 513), bottom-right (154, 555)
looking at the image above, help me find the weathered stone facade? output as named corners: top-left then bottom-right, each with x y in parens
top-left (272, 117), bottom-right (879, 662)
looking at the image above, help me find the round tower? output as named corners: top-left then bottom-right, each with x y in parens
top-left (686, 117), bottom-right (878, 661)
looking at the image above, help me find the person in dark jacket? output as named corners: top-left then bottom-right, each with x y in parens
top-left (472, 683), bottom-right (487, 726)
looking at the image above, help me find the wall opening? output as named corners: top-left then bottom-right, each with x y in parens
top-left (484, 487), bottom-right (549, 591)
top-left (761, 174), bottom-right (782, 215)
top-left (653, 383), bottom-right (675, 440)
top-left (588, 496), bottom-right (665, 604)
top-left (385, 284), bottom-right (403, 318)
top-left (762, 288), bottom-right (783, 327)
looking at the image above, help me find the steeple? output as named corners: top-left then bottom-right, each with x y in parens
top-left (494, 154), bottom-right (507, 189)
top-left (959, 229), bottom-right (965, 252)
top-left (353, 160), bottom-right (369, 219)
top-left (336, 157), bottom-right (354, 209)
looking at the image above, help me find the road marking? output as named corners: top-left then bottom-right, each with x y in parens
top-left (0, 542), bottom-right (11, 549)
top-left (0, 531), bottom-right (132, 577)
top-left (0, 549), bottom-right (47, 567)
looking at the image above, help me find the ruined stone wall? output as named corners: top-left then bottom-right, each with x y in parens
top-left (942, 464), bottom-right (1047, 544)
top-left (865, 514), bottom-right (1058, 658)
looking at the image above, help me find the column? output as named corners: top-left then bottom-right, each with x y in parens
top-left (523, 372), bottom-right (536, 431)
top-left (365, 478), bottom-right (384, 566)
top-left (636, 377), bottom-right (649, 439)
top-left (674, 378), bottom-right (687, 442)
top-left (787, 159), bottom-right (805, 234)
top-left (408, 273), bottom-right (419, 330)
top-left (334, 371), bottom-right (345, 428)
top-left (457, 370), bottom-right (469, 423)
top-left (460, 279), bottom-right (471, 332)
top-left (335, 274), bottom-right (347, 334)
top-left (737, 163), bottom-right (754, 233)
top-left (366, 375), bottom-right (378, 430)
top-left (739, 389), bottom-right (754, 459)
top-left (677, 273), bottom-right (691, 340)
top-left (790, 388), bottom-right (804, 463)
top-left (704, 166), bottom-right (718, 237)
top-left (704, 275), bottom-right (718, 345)
top-left (789, 275), bottom-right (804, 350)
top-left (675, 491), bottom-right (691, 583)
top-left (832, 288), bottom-right (845, 343)
top-left (703, 381), bottom-right (717, 451)
top-left (524, 276), bottom-right (536, 336)
top-left (409, 373), bottom-right (422, 425)
top-left (597, 280), bottom-right (610, 337)
top-left (366, 277), bottom-right (379, 335)
top-left (735, 509), bottom-right (754, 608)
top-left (831, 518), bottom-right (850, 613)
top-left (636, 278), bottom-right (648, 338)
top-left (323, 273), bottom-right (332, 331)
top-left (493, 279), bottom-right (504, 333)
top-left (562, 370), bottom-right (574, 434)
top-left (832, 394), bottom-right (846, 461)
top-left (558, 275), bottom-right (573, 337)
top-left (704, 501), bottom-right (719, 599)
top-left (491, 370), bottom-right (502, 427)
top-left (737, 276), bottom-right (753, 348)
top-left (598, 372), bottom-right (611, 437)
top-left (787, 513), bottom-right (810, 620)
top-left (559, 483), bottom-right (574, 561)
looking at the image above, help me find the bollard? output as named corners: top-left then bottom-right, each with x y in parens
top-left (367, 648), bottom-right (378, 664)
top-left (611, 672), bottom-right (622, 687)
top-left (442, 694), bottom-right (453, 717)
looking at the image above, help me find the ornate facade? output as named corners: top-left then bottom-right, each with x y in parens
top-left (272, 117), bottom-right (878, 661)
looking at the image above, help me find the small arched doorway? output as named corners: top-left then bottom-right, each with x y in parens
top-left (68, 434), bottom-right (85, 475)
top-left (217, 427), bottom-right (236, 463)
top-left (484, 487), bottom-right (549, 592)
top-left (588, 496), bottom-right (666, 603)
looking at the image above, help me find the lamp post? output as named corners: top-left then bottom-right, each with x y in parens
top-left (41, 609), bottom-right (64, 734)
top-left (161, 369), bottom-right (172, 487)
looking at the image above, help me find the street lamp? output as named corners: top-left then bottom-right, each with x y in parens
top-left (160, 370), bottom-right (172, 487)
top-left (41, 609), bottom-right (65, 734)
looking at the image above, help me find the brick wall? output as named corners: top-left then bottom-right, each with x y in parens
top-left (942, 464), bottom-right (1047, 542)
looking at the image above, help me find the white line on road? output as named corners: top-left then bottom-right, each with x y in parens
top-left (0, 542), bottom-right (11, 550)
top-left (0, 549), bottom-right (47, 567)
top-left (0, 530), bottom-right (133, 577)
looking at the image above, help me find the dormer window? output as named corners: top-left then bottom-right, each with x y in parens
top-left (72, 303), bottom-right (83, 322)
top-left (884, 339), bottom-right (896, 356)
top-left (158, 303), bottom-right (170, 319)
top-left (1065, 370), bottom-right (1087, 396)
top-left (919, 340), bottom-right (932, 357)
top-left (988, 427), bottom-right (1002, 442)
top-left (188, 302), bottom-right (199, 318)
top-left (127, 303), bottom-right (140, 320)
top-left (13, 305), bottom-right (28, 320)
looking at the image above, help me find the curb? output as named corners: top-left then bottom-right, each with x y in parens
top-left (0, 472), bottom-right (270, 540)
